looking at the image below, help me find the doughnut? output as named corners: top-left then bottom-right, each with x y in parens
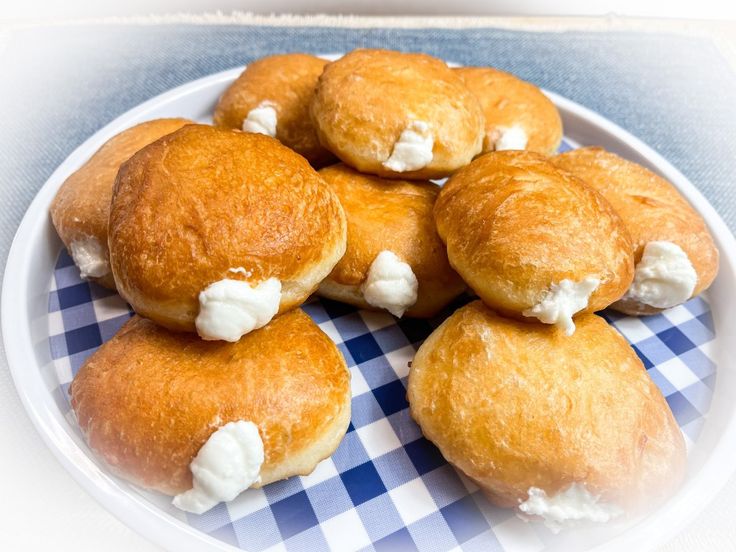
top-left (213, 53), bottom-right (336, 168)
top-left (552, 147), bottom-right (719, 315)
top-left (434, 150), bottom-right (634, 334)
top-left (310, 49), bottom-right (485, 180)
top-left (50, 118), bottom-right (192, 289)
top-left (70, 311), bottom-right (351, 514)
top-left (317, 163), bottom-right (466, 317)
top-left (454, 66), bottom-right (562, 155)
top-left (407, 301), bottom-right (686, 530)
top-left (108, 124), bottom-right (346, 341)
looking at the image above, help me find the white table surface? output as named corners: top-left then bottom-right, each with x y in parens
top-left (1, 12), bottom-right (735, 552)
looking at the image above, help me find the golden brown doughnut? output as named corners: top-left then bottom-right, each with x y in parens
top-left (434, 151), bottom-right (634, 334)
top-left (213, 53), bottom-right (336, 168)
top-left (70, 311), bottom-right (351, 512)
top-left (407, 301), bottom-right (686, 526)
top-left (317, 163), bottom-right (466, 317)
top-left (310, 49), bottom-right (485, 180)
top-left (553, 147), bottom-right (719, 315)
top-left (109, 124), bottom-right (346, 339)
top-left (49, 118), bottom-right (192, 289)
top-left (454, 66), bottom-right (562, 155)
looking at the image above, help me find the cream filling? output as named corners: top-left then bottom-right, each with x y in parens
top-left (69, 237), bottom-right (109, 280)
top-left (522, 277), bottom-right (600, 336)
top-left (518, 484), bottom-right (623, 533)
top-left (494, 125), bottom-right (528, 151)
top-left (382, 121), bottom-right (434, 172)
top-left (361, 250), bottom-right (418, 318)
top-left (242, 101), bottom-right (277, 137)
top-left (173, 421), bottom-right (264, 515)
top-left (623, 241), bottom-right (697, 309)
top-left (195, 278), bottom-right (281, 342)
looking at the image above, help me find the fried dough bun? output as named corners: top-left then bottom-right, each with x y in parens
top-left (455, 67), bottom-right (562, 155)
top-left (407, 301), bottom-right (686, 522)
top-left (109, 124), bottom-right (346, 335)
top-left (213, 53), bottom-right (335, 167)
top-left (310, 49), bottom-right (485, 180)
top-left (70, 311), bottom-right (351, 498)
top-left (317, 163), bottom-right (466, 317)
top-left (434, 151), bottom-right (634, 334)
top-left (50, 118), bottom-right (192, 289)
top-left (553, 147), bottom-right (718, 315)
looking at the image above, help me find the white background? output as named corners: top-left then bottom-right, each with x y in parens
top-left (1, 2), bottom-right (735, 552)
top-left (1, 0), bottom-right (736, 21)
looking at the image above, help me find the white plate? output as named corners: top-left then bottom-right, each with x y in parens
top-left (3, 60), bottom-right (736, 552)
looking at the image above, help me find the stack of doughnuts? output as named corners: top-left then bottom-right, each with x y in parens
top-left (55, 120), bottom-right (352, 513)
top-left (51, 48), bottom-right (718, 527)
top-left (417, 142), bottom-right (703, 528)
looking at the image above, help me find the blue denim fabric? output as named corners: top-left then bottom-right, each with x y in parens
top-left (1, 24), bottom-right (734, 271)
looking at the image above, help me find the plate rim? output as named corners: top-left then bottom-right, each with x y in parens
top-left (3, 63), bottom-right (736, 552)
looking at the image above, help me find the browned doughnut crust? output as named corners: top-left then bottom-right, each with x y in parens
top-left (317, 163), bottom-right (466, 317)
top-left (454, 66), bottom-right (562, 155)
top-left (50, 118), bottom-right (193, 289)
top-left (109, 124), bottom-right (347, 331)
top-left (552, 147), bottom-right (719, 315)
top-left (310, 49), bottom-right (485, 180)
top-left (213, 53), bottom-right (336, 168)
top-left (433, 151), bottom-right (634, 318)
top-left (407, 301), bottom-right (686, 513)
top-left (70, 311), bottom-right (351, 496)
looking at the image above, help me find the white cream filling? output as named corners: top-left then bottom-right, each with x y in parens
top-left (382, 121), bottom-right (434, 172)
top-left (195, 278), bottom-right (281, 342)
top-left (522, 277), bottom-right (600, 336)
top-left (623, 241), bottom-right (697, 309)
top-left (494, 125), bottom-right (528, 151)
top-left (361, 250), bottom-right (418, 318)
top-left (242, 101), bottom-right (277, 137)
top-left (69, 237), bottom-right (109, 280)
top-left (518, 484), bottom-right (623, 533)
top-left (173, 421), bottom-right (264, 515)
